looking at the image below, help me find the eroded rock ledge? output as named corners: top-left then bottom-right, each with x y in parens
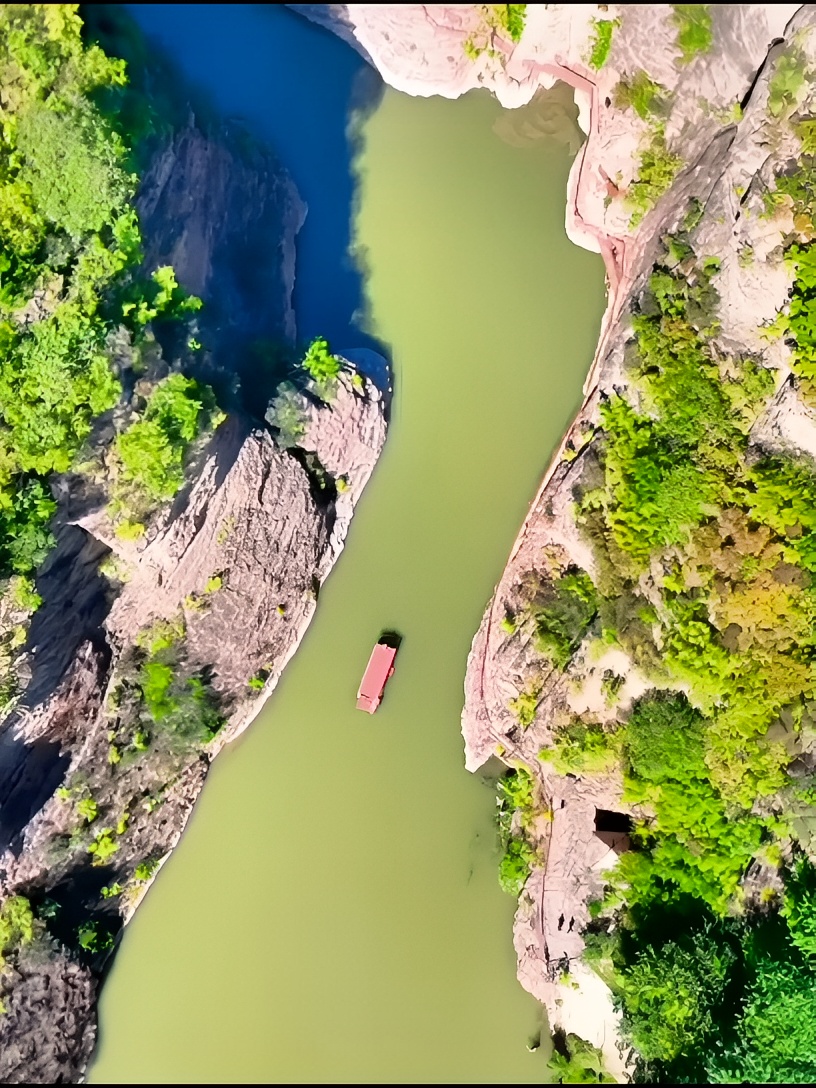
top-left (0, 108), bottom-right (386, 1082)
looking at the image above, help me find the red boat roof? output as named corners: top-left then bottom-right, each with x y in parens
top-left (356, 643), bottom-right (397, 711)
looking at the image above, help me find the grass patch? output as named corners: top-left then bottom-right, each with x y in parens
top-left (671, 4), bottom-right (713, 64)
top-left (586, 17), bottom-right (620, 71)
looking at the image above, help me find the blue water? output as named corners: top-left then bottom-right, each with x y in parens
top-left (127, 3), bottom-right (381, 352)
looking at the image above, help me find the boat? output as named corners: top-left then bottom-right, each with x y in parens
top-left (356, 638), bottom-right (399, 713)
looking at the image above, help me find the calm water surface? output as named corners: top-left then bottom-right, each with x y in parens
top-left (90, 6), bottom-right (605, 1082)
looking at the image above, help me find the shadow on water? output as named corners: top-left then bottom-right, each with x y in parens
top-left (119, 3), bottom-right (388, 364)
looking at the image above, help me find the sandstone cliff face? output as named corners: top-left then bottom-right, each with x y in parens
top-left (137, 118), bottom-right (305, 358)
top-left (0, 107), bottom-right (386, 1083)
top-left (301, 3), bottom-right (812, 1078)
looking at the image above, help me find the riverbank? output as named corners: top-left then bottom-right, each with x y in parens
top-left (0, 23), bottom-right (388, 1078)
top-left (88, 50), bottom-right (606, 1084)
top-left (307, 3), bottom-right (813, 1079)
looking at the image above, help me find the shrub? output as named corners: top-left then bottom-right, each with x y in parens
top-left (540, 720), bottom-right (621, 775)
top-left (0, 896), bottom-right (34, 962)
top-left (267, 381), bottom-right (307, 449)
top-left (300, 336), bottom-right (340, 388)
top-left (17, 101), bottom-right (132, 239)
top-left (0, 6), bottom-right (216, 587)
top-left (614, 71), bottom-right (667, 121)
top-left (114, 373), bottom-right (214, 507)
top-left (496, 4), bottom-right (526, 43)
top-left (498, 836), bottom-right (536, 896)
top-left (587, 17), bottom-right (620, 71)
top-left (76, 797), bottom-right (99, 823)
top-left (617, 926), bottom-right (735, 1064)
top-left (768, 50), bottom-right (807, 119)
top-left (7, 575), bottom-right (41, 612)
top-left (671, 5), bottom-right (713, 64)
top-left (781, 857), bottom-right (816, 958)
top-left (77, 919), bottom-right (114, 954)
top-left (529, 569), bottom-right (598, 667)
top-left (624, 693), bottom-right (706, 784)
top-left (509, 684), bottom-right (538, 727)
top-left (88, 828), bottom-right (118, 864)
top-left (548, 1034), bottom-right (615, 1084)
top-left (708, 953), bottom-right (816, 1084)
top-left (134, 857), bottom-right (160, 882)
top-left (497, 766), bottom-right (535, 819)
top-left (135, 626), bottom-right (224, 748)
top-left (627, 131), bottom-right (683, 226)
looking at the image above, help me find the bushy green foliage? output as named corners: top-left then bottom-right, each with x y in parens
top-left (508, 684), bottom-right (538, 727)
top-left (495, 4), bottom-right (526, 43)
top-left (540, 720), bottom-right (621, 775)
top-left (784, 242), bottom-right (816, 398)
top-left (88, 827), bottom-right (118, 864)
top-left (671, 5), bottom-right (713, 64)
top-left (77, 919), bottom-right (113, 954)
top-left (590, 397), bottom-right (711, 564)
top-left (0, 6), bottom-right (216, 583)
top-left (624, 693), bottom-right (706, 784)
top-left (132, 617), bottom-right (223, 749)
top-left (528, 569), bottom-right (598, 667)
top-left (548, 1033), bottom-right (614, 1083)
top-left (617, 927), bottom-right (735, 1063)
top-left (301, 336), bottom-right (340, 385)
top-left (114, 373), bottom-right (217, 510)
top-left (134, 857), bottom-right (160, 881)
top-left (0, 896), bottom-right (34, 963)
top-left (614, 71), bottom-right (667, 121)
top-left (121, 265), bottom-right (202, 327)
top-left (498, 836), bottom-right (536, 896)
top-left (267, 380), bottom-right (307, 449)
top-left (497, 766), bottom-right (535, 817)
top-left (781, 857), bottom-right (816, 958)
top-left (768, 50), bottom-right (807, 119)
top-left (8, 574), bottom-right (41, 612)
top-left (709, 952), bottom-right (816, 1084)
top-left (76, 797), bottom-right (98, 823)
top-left (138, 663), bottom-right (222, 746)
top-left (574, 223), bottom-right (816, 1079)
top-left (496, 767), bottom-right (537, 895)
top-left (603, 897), bottom-right (816, 1084)
top-left (627, 132), bottom-right (684, 227)
top-left (463, 4), bottom-right (527, 58)
top-left (140, 660), bottom-right (175, 721)
top-left (16, 102), bottom-right (132, 239)
top-left (587, 18), bottom-right (620, 71)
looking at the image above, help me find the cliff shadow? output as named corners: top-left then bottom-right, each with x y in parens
top-left (95, 3), bottom-right (392, 409)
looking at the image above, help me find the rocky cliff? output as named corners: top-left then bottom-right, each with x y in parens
top-left (0, 109), bottom-right (386, 1083)
top-left (298, 3), bottom-right (815, 1079)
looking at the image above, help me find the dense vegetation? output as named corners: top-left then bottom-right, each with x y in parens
top-left (496, 767), bottom-right (538, 896)
top-left (508, 132), bottom-right (816, 1076)
top-left (671, 5), bottom-right (713, 64)
top-left (463, 5), bottom-right (527, 61)
top-left (586, 16), bottom-right (620, 72)
top-left (110, 614), bottom-right (224, 757)
top-left (0, 6), bottom-right (219, 647)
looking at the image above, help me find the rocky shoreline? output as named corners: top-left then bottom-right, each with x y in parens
top-left (304, 3), bottom-right (814, 1078)
top-left (0, 102), bottom-right (387, 1083)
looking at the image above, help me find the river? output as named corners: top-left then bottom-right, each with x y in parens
top-left (89, 5), bottom-right (606, 1082)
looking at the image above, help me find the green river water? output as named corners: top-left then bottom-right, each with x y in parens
top-left (90, 83), bottom-right (605, 1083)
